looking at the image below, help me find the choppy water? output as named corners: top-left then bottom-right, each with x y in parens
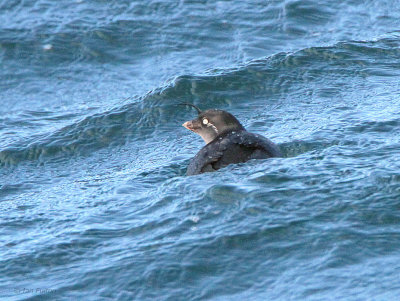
top-left (1, 0), bottom-right (400, 300)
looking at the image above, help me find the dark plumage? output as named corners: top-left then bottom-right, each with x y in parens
top-left (182, 105), bottom-right (281, 175)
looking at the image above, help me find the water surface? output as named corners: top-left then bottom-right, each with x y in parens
top-left (1, 0), bottom-right (400, 300)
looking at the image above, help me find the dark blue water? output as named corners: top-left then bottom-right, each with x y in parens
top-left (1, 1), bottom-right (400, 300)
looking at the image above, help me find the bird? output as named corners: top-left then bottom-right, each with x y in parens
top-left (181, 103), bottom-right (281, 175)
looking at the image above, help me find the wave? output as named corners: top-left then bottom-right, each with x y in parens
top-left (1, 36), bottom-right (400, 166)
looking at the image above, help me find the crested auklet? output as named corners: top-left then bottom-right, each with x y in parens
top-left (181, 104), bottom-right (281, 175)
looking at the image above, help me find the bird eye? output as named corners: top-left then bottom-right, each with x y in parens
top-left (202, 118), bottom-right (208, 125)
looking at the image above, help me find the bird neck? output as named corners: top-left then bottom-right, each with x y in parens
top-left (205, 126), bottom-right (245, 144)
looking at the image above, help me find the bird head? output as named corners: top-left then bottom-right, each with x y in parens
top-left (181, 104), bottom-right (244, 144)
